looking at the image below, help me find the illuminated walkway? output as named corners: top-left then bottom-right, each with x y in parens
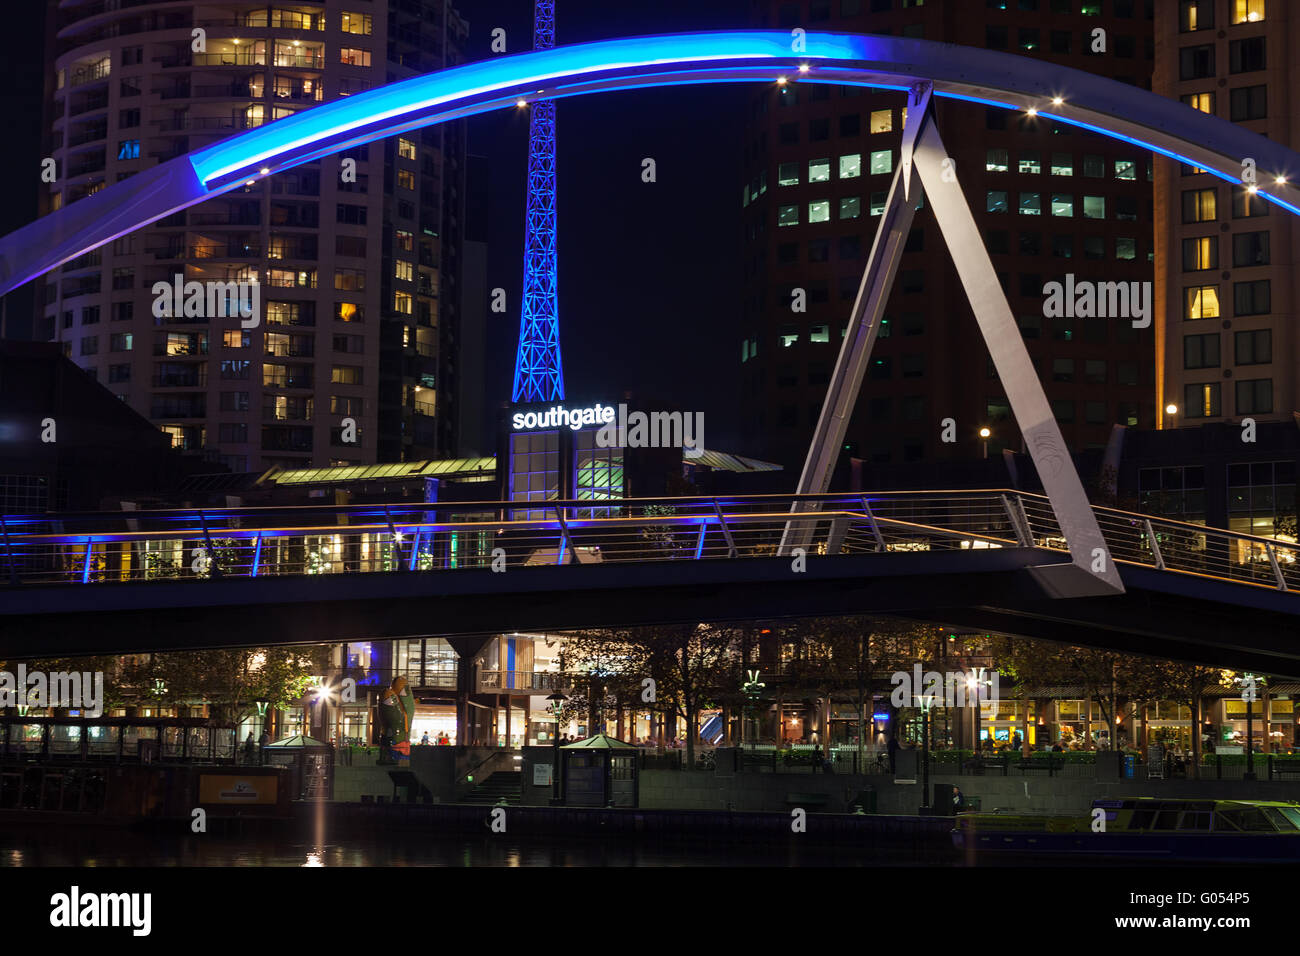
top-left (1, 491), bottom-right (1298, 673)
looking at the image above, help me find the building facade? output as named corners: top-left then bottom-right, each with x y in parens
top-left (740, 0), bottom-right (1157, 473)
top-left (1153, 0), bottom-right (1292, 428)
top-left (40, 0), bottom-right (468, 472)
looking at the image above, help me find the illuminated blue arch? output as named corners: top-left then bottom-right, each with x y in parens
top-left (3, 30), bottom-right (1299, 295)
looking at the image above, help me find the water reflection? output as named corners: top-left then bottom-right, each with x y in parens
top-left (0, 828), bottom-right (954, 867)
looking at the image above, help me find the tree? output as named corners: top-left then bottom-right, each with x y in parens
top-left (121, 646), bottom-right (327, 735)
top-left (1129, 658), bottom-right (1229, 779)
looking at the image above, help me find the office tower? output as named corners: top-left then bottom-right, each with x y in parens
top-left (740, 0), bottom-right (1156, 473)
top-left (41, 0), bottom-right (468, 471)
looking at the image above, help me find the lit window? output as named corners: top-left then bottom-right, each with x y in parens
top-left (1018, 192), bottom-right (1042, 215)
top-left (1183, 285), bottom-right (1220, 320)
top-left (394, 291), bottom-right (413, 314)
top-left (333, 268), bottom-right (365, 291)
top-left (869, 149), bottom-right (893, 175)
top-left (395, 260), bottom-right (414, 282)
top-left (778, 204), bottom-right (799, 227)
top-left (1018, 152), bottom-right (1041, 175)
top-left (342, 12), bottom-right (373, 35)
top-left (397, 169), bottom-right (415, 191)
top-left (1184, 382), bottom-right (1220, 418)
top-left (1114, 160), bottom-right (1137, 181)
top-left (778, 162), bottom-right (799, 186)
top-left (986, 149), bottom-right (1008, 173)
top-left (1181, 91), bottom-right (1215, 114)
top-left (398, 138), bottom-right (417, 160)
top-left (1050, 153), bottom-right (1073, 176)
top-left (838, 153), bottom-right (861, 179)
top-left (336, 302), bottom-right (363, 323)
top-left (1232, 0), bottom-right (1265, 24)
top-left (839, 196), bottom-right (861, 220)
top-left (1181, 236), bottom-right (1217, 271)
top-left (1182, 188), bottom-right (1217, 223)
top-left (1082, 195), bottom-right (1105, 219)
top-left (1116, 238), bottom-right (1136, 260)
top-left (811, 325), bottom-right (830, 343)
top-left (1050, 193), bottom-right (1074, 217)
top-left (869, 109), bottom-right (893, 133)
top-left (809, 158), bottom-right (830, 183)
top-left (340, 48), bottom-right (371, 67)
top-left (331, 366), bottom-right (363, 385)
top-left (222, 330), bottom-right (248, 348)
top-left (780, 328), bottom-right (799, 348)
top-left (870, 192), bottom-right (887, 216)
top-left (117, 140), bottom-right (140, 160)
top-left (987, 190), bottom-right (1009, 214)
top-left (808, 201), bottom-right (831, 223)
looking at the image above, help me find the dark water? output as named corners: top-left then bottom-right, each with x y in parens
top-left (0, 827), bottom-right (956, 867)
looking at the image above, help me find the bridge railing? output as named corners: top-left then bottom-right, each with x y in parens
top-left (0, 490), bottom-right (1294, 595)
top-left (1013, 492), bottom-right (1297, 593)
top-left (0, 491), bottom-right (1021, 587)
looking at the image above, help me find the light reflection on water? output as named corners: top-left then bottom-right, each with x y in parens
top-left (0, 828), bottom-right (954, 867)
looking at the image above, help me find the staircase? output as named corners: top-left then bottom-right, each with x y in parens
top-left (460, 770), bottom-right (522, 806)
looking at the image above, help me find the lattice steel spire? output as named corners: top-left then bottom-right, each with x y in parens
top-left (511, 0), bottom-right (564, 403)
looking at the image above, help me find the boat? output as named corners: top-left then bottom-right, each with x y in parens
top-left (952, 798), bottom-right (1300, 861)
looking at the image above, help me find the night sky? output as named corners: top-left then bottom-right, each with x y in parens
top-left (467, 0), bottom-right (752, 452)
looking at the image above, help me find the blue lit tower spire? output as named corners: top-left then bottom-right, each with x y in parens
top-left (512, 0), bottom-right (565, 403)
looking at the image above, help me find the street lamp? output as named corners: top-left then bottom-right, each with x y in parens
top-left (979, 426), bottom-right (991, 460)
top-left (1240, 674), bottom-right (1265, 781)
top-left (546, 691), bottom-right (568, 804)
top-left (742, 669), bottom-right (765, 749)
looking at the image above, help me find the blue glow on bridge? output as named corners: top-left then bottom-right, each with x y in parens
top-left (189, 32), bottom-right (880, 186)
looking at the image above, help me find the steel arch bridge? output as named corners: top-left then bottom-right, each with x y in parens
top-left (6, 29), bottom-right (1300, 617)
top-left (3, 30), bottom-right (1297, 294)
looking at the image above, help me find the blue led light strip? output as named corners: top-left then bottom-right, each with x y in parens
top-left (514, 0), bottom-right (565, 403)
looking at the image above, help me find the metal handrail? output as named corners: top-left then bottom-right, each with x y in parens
top-left (1, 490), bottom-right (1295, 598)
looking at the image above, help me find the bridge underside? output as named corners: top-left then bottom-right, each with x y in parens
top-left (2, 552), bottom-right (1295, 675)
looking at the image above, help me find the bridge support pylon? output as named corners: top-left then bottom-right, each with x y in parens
top-left (781, 84), bottom-right (1123, 596)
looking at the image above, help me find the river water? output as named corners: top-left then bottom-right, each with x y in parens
top-left (0, 827), bottom-right (957, 867)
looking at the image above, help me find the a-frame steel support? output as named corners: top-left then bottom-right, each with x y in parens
top-left (782, 85), bottom-right (1123, 595)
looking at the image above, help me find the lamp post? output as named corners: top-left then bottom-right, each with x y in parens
top-left (979, 426), bottom-right (991, 460)
top-left (546, 691), bottom-right (568, 804)
top-left (920, 690), bottom-right (933, 810)
top-left (1240, 674), bottom-right (1264, 781)
top-left (742, 670), bottom-right (765, 750)
top-left (256, 697), bottom-right (269, 765)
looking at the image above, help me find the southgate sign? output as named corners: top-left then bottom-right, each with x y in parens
top-left (511, 403), bottom-right (617, 432)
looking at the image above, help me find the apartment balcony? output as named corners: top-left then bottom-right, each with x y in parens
top-left (160, 83), bottom-right (258, 101)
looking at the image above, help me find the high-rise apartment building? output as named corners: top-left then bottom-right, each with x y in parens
top-left (1153, 0), bottom-right (1288, 431)
top-left (40, 0), bottom-right (468, 472)
top-left (740, 0), bottom-right (1157, 473)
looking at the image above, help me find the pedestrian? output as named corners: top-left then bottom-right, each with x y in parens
top-left (420, 731), bottom-right (430, 746)
top-left (952, 785), bottom-right (966, 813)
top-left (243, 732), bottom-right (255, 763)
